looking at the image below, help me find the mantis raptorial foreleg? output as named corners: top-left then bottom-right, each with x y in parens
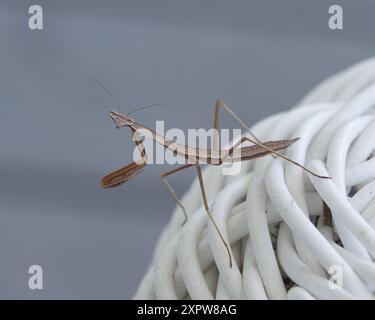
top-left (101, 129), bottom-right (148, 188)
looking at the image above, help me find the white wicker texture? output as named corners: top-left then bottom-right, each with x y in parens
top-left (134, 58), bottom-right (375, 300)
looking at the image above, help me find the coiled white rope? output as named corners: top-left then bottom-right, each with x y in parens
top-left (134, 58), bottom-right (375, 300)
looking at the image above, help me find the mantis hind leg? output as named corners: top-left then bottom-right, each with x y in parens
top-left (194, 164), bottom-right (233, 268)
top-left (160, 163), bottom-right (234, 268)
top-left (213, 99), bottom-right (330, 179)
top-left (213, 99), bottom-right (263, 147)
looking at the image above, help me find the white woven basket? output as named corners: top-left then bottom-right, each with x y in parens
top-left (134, 58), bottom-right (375, 300)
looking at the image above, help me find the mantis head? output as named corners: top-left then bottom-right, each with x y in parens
top-left (108, 111), bottom-right (136, 129)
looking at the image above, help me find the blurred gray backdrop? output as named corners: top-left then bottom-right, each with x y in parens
top-left (0, 0), bottom-right (374, 298)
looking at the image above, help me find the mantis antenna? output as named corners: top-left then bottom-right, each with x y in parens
top-left (127, 104), bottom-right (164, 116)
top-left (89, 75), bottom-right (164, 116)
top-left (89, 75), bottom-right (122, 112)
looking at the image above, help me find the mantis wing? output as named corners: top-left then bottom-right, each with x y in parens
top-left (223, 139), bottom-right (298, 162)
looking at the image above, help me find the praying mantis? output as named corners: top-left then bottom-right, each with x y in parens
top-left (100, 97), bottom-right (331, 268)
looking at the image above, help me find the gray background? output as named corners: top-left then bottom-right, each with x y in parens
top-left (0, 0), bottom-right (373, 299)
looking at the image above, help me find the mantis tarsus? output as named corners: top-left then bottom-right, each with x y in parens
top-left (101, 99), bottom-right (331, 268)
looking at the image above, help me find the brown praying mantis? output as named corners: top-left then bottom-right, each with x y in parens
top-left (100, 97), bottom-right (331, 268)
